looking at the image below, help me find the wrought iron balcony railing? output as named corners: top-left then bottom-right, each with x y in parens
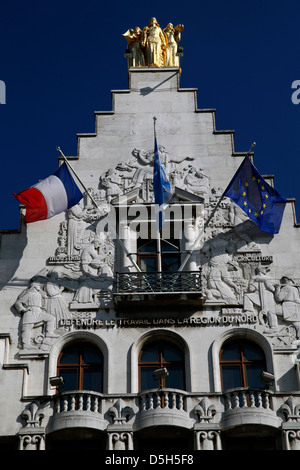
top-left (115, 270), bottom-right (203, 295)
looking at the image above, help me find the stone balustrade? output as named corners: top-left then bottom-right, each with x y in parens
top-left (138, 388), bottom-right (186, 412)
top-left (223, 388), bottom-right (273, 411)
top-left (53, 390), bottom-right (103, 414)
top-left (18, 389), bottom-right (300, 450)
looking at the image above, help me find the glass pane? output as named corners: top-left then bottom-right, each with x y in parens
top-left (243, 342), bottom-right (265, 361)
top-left (162, 255), bottom-right (179, 272)
top-left (140, 343), bottom-right (159, 362)
top-left (83, 369), bottom-right (103, 393)
top-left (140, 367), bottom-right (157, 391)
top-left (138, 240), bottom-right (157, 253)
top-left (161, 239), bottom-right (180, 252)
top-left (246, 365), bottom-right (265, 388)
top-left (221, 342), bottom-right (240, 361)
top-left (165, 365), bottom-right (185, 390)
top-left (139, 257), bottom-right (156, 273)
top-left (59, 369), bottom-right (78, 392)
top-left (163, 343), bottom-right (183, 362)
top-left (222, 366), bottom-right (242, 390)
top-left (83, 345), bottom-right (103, 364)
top-left (59, 344), bottom-right (79, 364)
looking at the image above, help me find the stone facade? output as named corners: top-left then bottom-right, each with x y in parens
top-left (1, 64), bottom-right (300, 451)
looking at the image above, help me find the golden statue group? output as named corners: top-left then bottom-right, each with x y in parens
top-left (123, 17), bottom-right (184, 68)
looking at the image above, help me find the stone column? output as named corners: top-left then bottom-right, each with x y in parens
top-left (120, 223), bottom-right (134, 271)
top-left (184, 221), bottom-right (198, 271)
top-left (281, 397), bottom-right (300, 450)
top-left (17, 402), bottom-right (46, 450)
top-left (194, 430), bottom-right (221, 450)
top-left (18, 433), bottom-right (45, 450)
top-left (107, 431), bottom-right (134, 450)
top-left (282, 429), bottom-right (300, 450)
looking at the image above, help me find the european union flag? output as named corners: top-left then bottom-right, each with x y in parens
top-left (153, 137), bottom-right (172, 228)
top-left (224, 157), bottom-right (286, 234)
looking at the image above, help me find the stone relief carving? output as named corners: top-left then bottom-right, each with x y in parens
top-left (17, 402), bottom-right (47, 450)
top-left (281, 396), bottom-right (300, 422)
top-left (97, 146), bottom-right (197, 204)
top-left (14, 282), bottom-right (59, 350)
top-left (193, 397), bottom-right (217, 423)
top-left (14, 230), bottom-right (115, 351)
top-left (108, 398), bottom-right (134, 426)
top-left (107, 432), bottom-right (134, 451)
top-left (12, 145), bottom-right (300, 352)
top-left (275, 276), bottom-right (300, 339)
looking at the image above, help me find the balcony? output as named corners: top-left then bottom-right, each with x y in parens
top-left (47, 388), bottom-right (194, 435)
top-left (220, 388), bottom-right (281, 430)
top-left (47, 388), bottom-right (280, 433)
top-left (134, 388), bottom-right (193, 430)
top-left (46, 390), bottom-right (107, 434)
top-left (23, 388), bottom-right (300, 450)
top-left (114, 270), bottom-right (203, 310)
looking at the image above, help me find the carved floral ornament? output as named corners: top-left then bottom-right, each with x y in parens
top-left (12, 146), bottom-right (300, 352)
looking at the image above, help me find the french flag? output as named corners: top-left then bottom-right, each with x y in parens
top-left (14, 162), bottom-right (83, 223)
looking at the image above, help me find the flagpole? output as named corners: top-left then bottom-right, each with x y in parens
top-left (153, 117), bottom-right (162, 272)
top-left (178, 142), bottom-right (256, 272)
top-left (56, 147), bottom-right (142, 273)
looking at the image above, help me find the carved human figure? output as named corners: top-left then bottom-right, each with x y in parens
top-left (73, 263), bottom-right (113, 306)
top-left (206, 257), bottom-right (239, 304)
top-left (73, 275), bottom-right (97, 304)
top-left (81, 236), bottom-right (104, 276)
top-left (171, 169), bottom-right (185, 188)
top-left (164, 23), bottom-right (184, 67)
top-left (67, 202), bottom-right (93, 255)
top-left (228, 204), bottom-right (256, 249)
top-left (127, 153), bottom-right (153, 189)
top-left (275, 276), bottom-right (300, 339)
top-left (123, 27), bottom-right (145, 67)
top-left (45, 272), bottom-right (72, 326)
top-left (202, 233), bottom-right (239, 304)
top-left (129, 146), bottom-right (193, 189)
top-left (184, 166), bottom-right (209, 196)
top-left (243, 266), bottom-right (277, 329)
top-left (143, 18), bottom-right (166, 67)
top-left (100, 169), bottom-right (123, 202)
top-left (14, 282), bottom-right (58, 349)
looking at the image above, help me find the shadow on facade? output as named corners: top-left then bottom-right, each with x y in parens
top-left (134, 425), bottom-right (194, 451)
top-left (221, 424), bottom-right (282, 450)
top-left (46, 428), bottom-right (106, 450)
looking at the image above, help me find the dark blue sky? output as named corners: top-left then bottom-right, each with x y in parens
top-left (1, 0), bottom-right (300, 229)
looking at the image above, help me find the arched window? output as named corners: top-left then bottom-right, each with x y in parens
top-left (138, 340), bottom-right (185, 391)
top-left (220, 338), bottom-right (266, 391)
top-left (57, 341), bottom-right (103, 393)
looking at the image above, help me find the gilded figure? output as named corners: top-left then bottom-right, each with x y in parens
top-left (123, 18), bottom-right (184, 68)
top-left (143, 17), bottom-right (166, 67)
top-left (164, 23), bottom-right (184, 67)
top-left (123, 27), bottom-right (145, 67)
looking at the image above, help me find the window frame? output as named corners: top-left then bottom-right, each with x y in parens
top-left (138, 339), bottom-right (185, 391)
top-left (137, 237), bottom-right (181, 273)
top-left (57, 341), bottom-right (104, 393)
top-left (219, 338), bottom-right (266, 391)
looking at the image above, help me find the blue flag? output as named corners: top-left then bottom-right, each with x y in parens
top-left (153, 137), bottom-right (172, 228)
top-left (224, 157), bottom-right (286, 234)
